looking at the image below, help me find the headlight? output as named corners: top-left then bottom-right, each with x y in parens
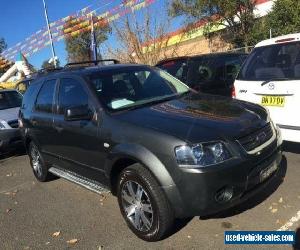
top-left (175, 142), bottom-right (232, 168)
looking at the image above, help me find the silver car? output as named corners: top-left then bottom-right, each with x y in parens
top-left (0, 90), bottom-right (23, 153)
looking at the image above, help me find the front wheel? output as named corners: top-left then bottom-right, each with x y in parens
top-left (117, 163), bottom-right (174, 241)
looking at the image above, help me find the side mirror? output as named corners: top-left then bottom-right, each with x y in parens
top-left (64, 106), bottom-right (92, 121)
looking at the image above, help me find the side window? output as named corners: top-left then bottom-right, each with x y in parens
top-left (35, 79), bottom-right (56, 113)
top-left (58, 78), bottom-right (88, 115)
top-left (224, 56), bottom-right (245, 81)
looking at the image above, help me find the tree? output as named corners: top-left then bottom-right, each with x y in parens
top-left (41, 58), bottom-right (60, 70)
top-left (169, 0), bottom-right (259, 50)
top-left (266, 0), bottom-right (300, 38)
top-left (106, 5), bottom-right (183, 65)
top-left (64, 16), bottom-right (111, 63)
top-left (0, 37), bottom-right (7, 54)
top-left (245, 0), bottom-right (300, 46)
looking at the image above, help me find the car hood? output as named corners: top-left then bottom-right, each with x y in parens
top-left (0, 107), bottom-right (19, 122)
top-left (114, 92), bottom-right (269, 143)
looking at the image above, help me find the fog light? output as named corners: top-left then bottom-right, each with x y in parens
top-left (215, 186), bottom-right (233, 203)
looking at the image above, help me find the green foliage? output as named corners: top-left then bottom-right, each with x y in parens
top-left (41, 59), bottom-right (60, 70)
top-left (64, 16), bottom-right (111, 63)
top-left (0, 37), bottom-right (7, 54)
top-left (247, 0), bottom-right (300, 46)
top-left (266, 0), bottom-right (300, 37)
top-left (170, 0), bottom-right (258, 48)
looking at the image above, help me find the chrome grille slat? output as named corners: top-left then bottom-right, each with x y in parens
top-left (238, 123), bottom-right (274, 152)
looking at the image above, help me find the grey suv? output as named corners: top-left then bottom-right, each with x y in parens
top-left (19, 61), bottom-right (283, 241)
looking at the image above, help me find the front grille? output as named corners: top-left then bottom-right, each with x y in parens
top-left (7, 119), bottom-right (19, 128)
top-left (238, 123), bottom-right (274, 152)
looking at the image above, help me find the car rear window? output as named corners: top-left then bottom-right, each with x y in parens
top-left (188, 55), bottom-right (246, 85)
top-left (156, 59), bottom-right (188, 82)
top-left (238, 41), bottom-right (300, 81)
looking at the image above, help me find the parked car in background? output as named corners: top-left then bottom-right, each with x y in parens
top-left (234, 33), bottom-right (300, 143)
top-left (15, 77), bottom-right (35, 94)
top-left (156, 52), bottom-right (247, 97)
top-left (0, 89), bottom-right (23, 153)
top-left (20, 61), bottom-right (282, 241)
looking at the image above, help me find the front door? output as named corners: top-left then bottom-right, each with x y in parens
top-left (52, 77), bottom-right (106, 182)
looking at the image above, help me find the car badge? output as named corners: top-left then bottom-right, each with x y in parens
top-left (268, 82), bottom-right (275, 90)
top-left (256, 132), bottom-right (267, 143)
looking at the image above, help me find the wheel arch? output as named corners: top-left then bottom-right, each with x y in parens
top-left (106, 143), bottom-right (175, 195)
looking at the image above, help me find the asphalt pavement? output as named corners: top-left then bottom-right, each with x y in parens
top-left (0, 143), bottom-right (300, 250)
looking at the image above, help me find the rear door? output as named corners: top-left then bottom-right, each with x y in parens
top-left (235, 41), bottom-right (300, 128)
top-left (30, 79), bottom-right (57, 163)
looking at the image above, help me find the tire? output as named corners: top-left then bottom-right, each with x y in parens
top-left (28, 142), bottom-right (52, 182)
top-left (117, 163), bottom-right (174, 241)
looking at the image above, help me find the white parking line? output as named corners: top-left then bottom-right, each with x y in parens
top-left (277, 210), bottom-right (300, 231)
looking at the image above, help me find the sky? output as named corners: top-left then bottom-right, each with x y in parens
top-left (0, 0), bottom-right (182, 69)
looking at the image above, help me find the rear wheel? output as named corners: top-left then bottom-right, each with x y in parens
top-left (28, 142), bottom-right (52, 182)
top-left (117, 163), bottom-right (174, 241)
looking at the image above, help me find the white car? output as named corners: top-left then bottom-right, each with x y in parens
top-left (234, 33), bottom-right (300, 143)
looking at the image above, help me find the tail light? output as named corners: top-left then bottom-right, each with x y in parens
top-left (231, 86), bottom-right (236, 98)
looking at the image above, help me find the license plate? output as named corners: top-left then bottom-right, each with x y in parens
top-left (261, 96), bottom-right (285, 107)
top-left (260, 162), bottom-right (278, 182)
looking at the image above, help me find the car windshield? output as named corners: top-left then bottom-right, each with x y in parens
top-left (88, 66), bottom-right (189, 111)
top-left (0, 91), bottom-right (22, 110)
top-left (238, 41), bottom-right (300, 81)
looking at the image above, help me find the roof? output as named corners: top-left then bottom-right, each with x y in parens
top-left (32, 63), bottom-right (150, 82)
top-left (255, 33), bottom-right (300, 47)
top-left (156, 52), bottom-right (248, 65)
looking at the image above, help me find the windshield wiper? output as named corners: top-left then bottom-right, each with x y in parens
top-left (117, 91), bottom-right (190, 111)
top-left (261, 78), bottom-right (290, 86)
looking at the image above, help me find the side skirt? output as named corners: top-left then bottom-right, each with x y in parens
top-left (48, 166), bottom-right (110, 194)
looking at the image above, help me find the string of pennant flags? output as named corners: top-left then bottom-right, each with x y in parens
top-left (0, 0), bottom-right (155, 69)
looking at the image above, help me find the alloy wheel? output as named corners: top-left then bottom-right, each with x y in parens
top-left (31, 145), bottom-right (43, 178)
top-left (121, 181), bottom-right (154, 232)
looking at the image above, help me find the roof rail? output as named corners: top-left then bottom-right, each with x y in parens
top-left (64, 59), bottom-right (119, 68)
top-left (36, 67), bottom-right (64, 76)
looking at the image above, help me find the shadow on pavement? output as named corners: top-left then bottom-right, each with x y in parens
top-left (0, 147), bottom-right (26, 161)
top-left (294, 227), bottom-right (300, 250)
top-left (164, 218), bottom-right (193, 240)
top-left (283, 141), bottom-right (300, 154)
top-left (200, 156), bottom-right (287, 220)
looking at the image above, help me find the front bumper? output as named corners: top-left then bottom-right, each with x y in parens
top-left (0, 128), bottom-right (22, 153)
top-left (164, 142), bottom-right (282, 218)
